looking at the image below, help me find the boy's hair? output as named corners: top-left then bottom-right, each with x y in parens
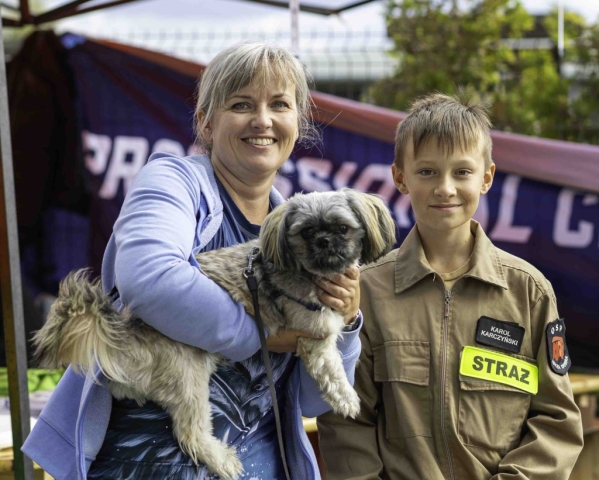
top-left (194, 41), bottom-right (319, 152)
top-left (394, 92), bottom-right (493, 169)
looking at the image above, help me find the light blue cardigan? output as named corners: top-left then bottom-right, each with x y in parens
top-left (22, 154), bottom-right (362, 479)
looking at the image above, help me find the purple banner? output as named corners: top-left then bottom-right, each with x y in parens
top-left (62, 34), bottom-right (599, 367)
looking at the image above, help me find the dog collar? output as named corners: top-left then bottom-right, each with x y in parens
top-left (270, 288), bottom-right (323, 312)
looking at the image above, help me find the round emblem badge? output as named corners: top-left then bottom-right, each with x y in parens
top-left (546, 319), bottom-right (571, 375)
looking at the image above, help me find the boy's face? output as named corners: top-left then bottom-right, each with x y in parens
top-left (392, 138), bottom-right (495, 238)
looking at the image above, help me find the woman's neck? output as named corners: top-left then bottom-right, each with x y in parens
top-left (213, 167), bottom-right (272, 225)
top-left (418, 222), bottom-right (475, 274)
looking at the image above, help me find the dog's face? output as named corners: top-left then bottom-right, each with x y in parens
top-left (285, 193), bottom-right (365, 275)
top-left (260, 189), bottom-right (397, 275)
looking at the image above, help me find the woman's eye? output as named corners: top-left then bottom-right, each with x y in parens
top-left (232, 102), bottom-right (250, 110)
top-left (273, 101), bottom-right (289, 109)
top-left (338, 225), bottom-right (348, 234)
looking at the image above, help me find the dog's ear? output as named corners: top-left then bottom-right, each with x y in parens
top-left (344, 189), bottom-right (397, 264)
top-left (260, 202), bottom-right (300, 270)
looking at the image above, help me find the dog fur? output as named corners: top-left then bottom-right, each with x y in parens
top-left (33, 189), bottom-right (396, 479)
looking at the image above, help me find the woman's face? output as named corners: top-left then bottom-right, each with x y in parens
top-left (202, 75), bottom-right (299, 185)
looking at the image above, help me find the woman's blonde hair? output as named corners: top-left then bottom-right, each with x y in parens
top-left (394, 92), bottom-right (493, 169)
top-left (194, 42), bottom-right (318, 152)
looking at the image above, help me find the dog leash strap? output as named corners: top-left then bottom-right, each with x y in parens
top-left (244, 247), bottom-right (292, 480)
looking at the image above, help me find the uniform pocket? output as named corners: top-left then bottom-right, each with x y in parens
top-left (373, 341), bottom-right (431, 439)
top-left (458, 372), bottom-right (532, 450)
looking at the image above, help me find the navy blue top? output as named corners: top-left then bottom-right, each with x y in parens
top-left (88, 178), bottom-right (295, 480)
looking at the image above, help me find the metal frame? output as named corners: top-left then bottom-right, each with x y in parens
top-left (0, 15), bottom-right (34, 480)
top-left (1, 0), bottom-right (378, 25)
top-left (0, 1), bottom-right (376, 478)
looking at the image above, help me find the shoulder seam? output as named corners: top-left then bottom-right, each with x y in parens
top-left (361, 257), bottom-right (396, 273)
top-left (500, 262), bottom-right (546, 292)
top-left (501, 261), bottom-right (551, 309)
top-left (530, 289), bottom-right (552, 311)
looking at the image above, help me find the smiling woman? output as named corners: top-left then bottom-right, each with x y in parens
top-left (22, 42), bottom-right (363, 480)
top-left (200, 80), bottom-right (299, 220)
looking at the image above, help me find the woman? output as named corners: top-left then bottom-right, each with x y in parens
top-left (23, 42), bottom-right (362, 479)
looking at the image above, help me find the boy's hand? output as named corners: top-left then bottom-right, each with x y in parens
top-left (315, 266), bottom-right (361, 325)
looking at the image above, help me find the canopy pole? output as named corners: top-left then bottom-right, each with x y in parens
top-left (290, 0), bottom-right (299, 56)
top-left (0, 17), bottom-right (35, 480)
top-left (557, 0), bottom-right (564, 76)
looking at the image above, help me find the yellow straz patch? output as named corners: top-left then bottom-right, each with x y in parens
top-left (460, 346), bottom-right (538, 395)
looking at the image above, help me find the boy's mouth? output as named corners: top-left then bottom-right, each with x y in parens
top-left (430, 204), bottom-right (461, 210)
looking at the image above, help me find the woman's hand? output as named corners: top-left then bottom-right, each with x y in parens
top-left (266, 330), bottom-right (323, 353)
top-left (266, 266), bottom-right (360, 353)
top-left (314, 266), bottom-right (360, 325)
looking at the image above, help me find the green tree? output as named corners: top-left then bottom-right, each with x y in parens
top-left (369, 0), bottom-right (599, 143)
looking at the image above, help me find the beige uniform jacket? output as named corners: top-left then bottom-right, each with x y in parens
top-left (318, 222), bottom-right (583, 480)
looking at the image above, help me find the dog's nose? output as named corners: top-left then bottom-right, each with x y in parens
top-left (316, 237), bottom-right (330, 248)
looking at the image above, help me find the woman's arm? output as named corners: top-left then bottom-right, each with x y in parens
top-left (112, 156), bottom-right (260, 362)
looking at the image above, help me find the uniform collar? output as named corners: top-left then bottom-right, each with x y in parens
top-left (394, 220), bottom-right (508, 294)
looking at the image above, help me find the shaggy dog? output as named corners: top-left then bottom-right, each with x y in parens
top-left (33, 189), bottom-right (396, 479)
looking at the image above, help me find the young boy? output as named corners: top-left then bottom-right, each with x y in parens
top-left (317, 93), bottom-right (583, 479)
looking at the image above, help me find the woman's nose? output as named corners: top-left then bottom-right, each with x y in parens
top-left (251, 105), bottom-right (273, 130)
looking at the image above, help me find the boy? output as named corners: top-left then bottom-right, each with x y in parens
top-left (317, 93), bottom-right (583, 479)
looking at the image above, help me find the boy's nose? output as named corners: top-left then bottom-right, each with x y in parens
top-left (251, 106), bottom-right (273, 130)
top-left (434, 177), bottom-right (457, 197)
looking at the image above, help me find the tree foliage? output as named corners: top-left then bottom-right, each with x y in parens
top-left (369, 0), bottom-right (599, 144)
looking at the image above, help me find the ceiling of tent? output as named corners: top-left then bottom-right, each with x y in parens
top-left (1, 0), bottom-right (377, 27)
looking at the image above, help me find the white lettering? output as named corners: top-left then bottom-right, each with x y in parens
top-left (553, 189), bottom-right (597, 248)
top-left (82, 131), bottom-right (111, 175)
top-left (490, 175), bottom-right (532, 243)
top-left (481, 330), bottom-right (518, 345)
top-left (296, 157), bottom-right (332, 192)
top-left (353, 164), bottom-right (398, 202)
top-left (274, 160), bottom-right (295, 200)
top-left (152, 138), bottom-right (185, 157)
top-left (99, 136), bottom-right (149, 199)
top-left (187, 143), bottom-right (204, 156)
top-left (332, 162), bottom-right (358, 190)
top-left (490, 326), bottom-right (511, 337)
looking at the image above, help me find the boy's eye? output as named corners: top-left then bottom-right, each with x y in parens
top-left (418, 169), bottom-right (434, 176)
top-left (456, 169), bottom-right (471, 176)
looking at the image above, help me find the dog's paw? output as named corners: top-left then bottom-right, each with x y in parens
top-left (333, 389), bottom-right (361, 419)
top-left (207, 444), bottom-right (244, 480)
top-left (196, 438), bottom-right (243, 480)
top-left (181, 435), bottom-right (244, 480)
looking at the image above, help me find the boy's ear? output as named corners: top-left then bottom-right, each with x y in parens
top-left (392, 164), bottom-right (409, 194)
top-left (480, 163), bottom-right (496, 194)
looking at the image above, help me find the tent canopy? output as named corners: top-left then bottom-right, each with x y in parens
top-left (1, 0), bottom-right (378, 27)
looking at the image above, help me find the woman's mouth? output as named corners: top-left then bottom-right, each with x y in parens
top-left (244, 137), bottom-right (275, 146)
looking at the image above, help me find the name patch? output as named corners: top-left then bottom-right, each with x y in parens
top-left (475, 316), bottom-right (525, 354)
top-left (546, 318), bottom-right (571, 375)
top-left (460, 346), bottom-right (538, 394)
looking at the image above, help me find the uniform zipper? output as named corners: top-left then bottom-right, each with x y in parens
top-left (441, 289), bottom-right (455, 480)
